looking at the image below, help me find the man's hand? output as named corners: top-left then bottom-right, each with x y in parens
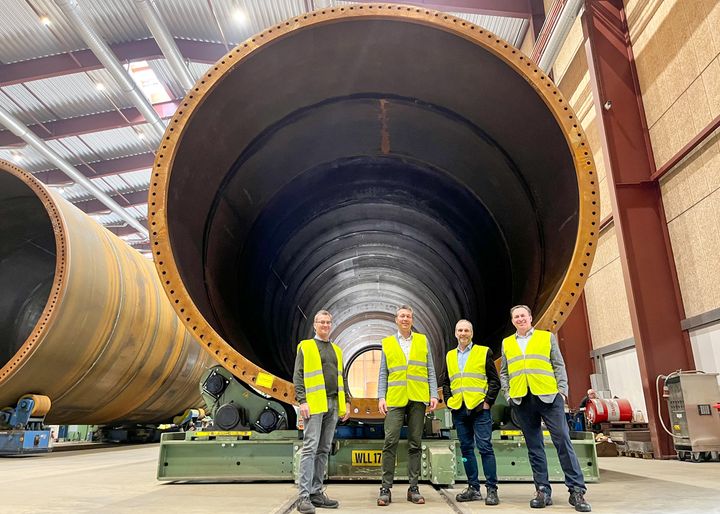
top-left (299, 402), bottom-right (310, 420)
top-left (429, 397), bottom-right (438, 411)
top-left (341, 403), bottom-right (351, 422)
top-left (483, 401), bottom-right (491, 410)
top-left (378, 398), bottom-right (388, 416)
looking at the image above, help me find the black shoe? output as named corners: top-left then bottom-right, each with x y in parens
top-left (407, 485), bottom-right (425, 504)
top-left (377, 487), bottom-right (391, 507)
top-left (297, 497), bottom-right (316, 514)
top-left (456, 486), bottom-right (482, 502)
top-left (310, 491), bottom-right (339, 509)
top-left (485, 487), bottom-right (500, 506)
top-left (530, 489), bottom-right (552, 508)
top-left (569, 488), bottom-right (592, 512)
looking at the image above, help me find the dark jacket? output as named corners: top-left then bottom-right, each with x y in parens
top-left (441, 345), bottom-right (500, 410)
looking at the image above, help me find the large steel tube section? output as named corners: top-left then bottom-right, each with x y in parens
top-left (150, 5), bottom-right (599, 416)
top-left (0, 160), bottom-right (213, 424)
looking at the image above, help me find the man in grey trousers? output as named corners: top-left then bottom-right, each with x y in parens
top-left (294, 310), bottom-right (351, 513)
top-left (500, 305), bottom-right (591, 512)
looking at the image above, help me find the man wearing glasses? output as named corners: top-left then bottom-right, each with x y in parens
top-left (294, 310), bottom-right (351, 513)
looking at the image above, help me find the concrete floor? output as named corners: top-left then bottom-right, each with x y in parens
top-left (3, 446), bottom-right (719, 514)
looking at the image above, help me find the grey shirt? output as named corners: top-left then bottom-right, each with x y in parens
top-left (378, 332), bottom-right (439, 402)
top-left (293, 337), bottom-right (339, 404)
top-left (499, 328), bottom-right (568, 404)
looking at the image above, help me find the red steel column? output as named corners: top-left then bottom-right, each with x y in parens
top-left (581, 0), bottom-right (694, 457)
top-left (557, 292), bottom-right (594, 408)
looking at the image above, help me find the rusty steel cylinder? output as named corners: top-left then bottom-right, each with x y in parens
top-left (149, 5), bottom-right (599, 418)
top-left (0, 160), bottom-right (213, 424)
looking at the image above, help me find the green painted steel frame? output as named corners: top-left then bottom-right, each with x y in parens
top-left (158, 430), bottom-right (598, 484)
top-left (157, 430), bottom-right (297, 481)
top-left (454, 432), bottom-right (599, 483)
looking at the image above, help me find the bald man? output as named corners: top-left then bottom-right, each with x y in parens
top-left (443, 319), bottom-right (500, 505)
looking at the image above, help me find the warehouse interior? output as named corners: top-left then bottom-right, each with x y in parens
top-left (1, 0), bottom-right (719, 513)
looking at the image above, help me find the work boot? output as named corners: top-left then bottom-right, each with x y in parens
top-left (568, 488), bottom-right (592, 512)
top-left (377, 487), bottom-right (392, 506)
top-left (456, 486), bottom-right (482, 502)
top-left (530, 489), bottom-right (552, 508)
top-left (485, 487), bottom-right (500, 506)
top-left (310, 491), bottom-right (339, 509)
top-left (297, 496), bottom-right (316, 514)
top-left (407, 485), bottom-right (425, 504)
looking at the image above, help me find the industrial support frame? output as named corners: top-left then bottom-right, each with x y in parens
top-left (582, 0), bottom-right (695, 458)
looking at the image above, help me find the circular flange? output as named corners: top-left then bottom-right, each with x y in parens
top-left (148, 4), bottom-right (599, 419)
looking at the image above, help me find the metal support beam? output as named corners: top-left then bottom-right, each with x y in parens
top-left (134, 0), bottom-right (196, 91)
top-left (557, 292), bottom-right (594, 408)
top-left (0, 40), bottom-right (225, 87)
top-left (0, 101), bottom-right (179, 147)
top-left (0, 104), bottom-right (148, 236)
top-left (108, 221), bottom-right (148, 237)
top-left (528, 0), bottom-right (546, 42)
top-left (582, 0), bottom-right (693, 458)
top-left (534, 0), bottom-right (584, 72)
top-left (35, 152), bottom-right (155, 183)
top-left (74, 189), bottom-right (149, 214)
top-left (651, 113), bottom-right (720, 181)
top-left (55, 0), bottom-right (166, 139)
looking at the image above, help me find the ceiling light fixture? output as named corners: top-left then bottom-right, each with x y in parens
top-left (233, 9), bottom-right (248, 24)
top-left (40, 15), bottom-right (51, 26)
top-left (95, 82), bottom-right (106, 91)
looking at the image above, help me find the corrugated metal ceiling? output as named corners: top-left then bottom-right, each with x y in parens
top-left (60, 168), bottom-right (151, 202)
top-left (0, 0), bottom-right (531, 248)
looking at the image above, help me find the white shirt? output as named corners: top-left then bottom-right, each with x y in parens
top-left (515, 327), bottom-right (534, 354)
top-left (397, 331), bottom-right (412, 360)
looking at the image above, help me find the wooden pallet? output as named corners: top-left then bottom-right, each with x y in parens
top-left (599, 422), bottom-right (648, 431)
top-left (618, 449), bottom-right (654, 459)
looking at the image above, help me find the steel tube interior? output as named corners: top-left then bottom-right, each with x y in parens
top-left (152, 8), bottom-right (598, 403)
top-left (0, 172), bottom-right (55, 366)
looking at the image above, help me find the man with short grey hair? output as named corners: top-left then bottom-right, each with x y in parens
top-left (294, 310), bottom-right (351, 513)
top-left (377, 304), bottom-right (438, 506)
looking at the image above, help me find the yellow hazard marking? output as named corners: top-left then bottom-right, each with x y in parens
top-left (500, 430), bottom-right (550, 436)
top-left (194, 431), bottom-right (251, 437)
top-left (256, 372), bottom-right (275, 388)
top-left (351, 450), bottom-right (383, 466)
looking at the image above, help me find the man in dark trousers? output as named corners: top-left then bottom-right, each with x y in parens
top-left (293, 310), bottom-right (351, 514)
top-left (377, 304), bottom-right (438, 506)
top-left (443, 319), bottom-right (500, 505)
top-left (500, 305), bottom-right (591, 512)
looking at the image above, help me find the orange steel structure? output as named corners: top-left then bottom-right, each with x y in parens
top-left (149, 6), bottom-right (599, 419)
top-left (0, 160), bottom-right (213, 424)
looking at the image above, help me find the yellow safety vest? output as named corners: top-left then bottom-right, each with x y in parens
top-left (502, 329), bottom-right (558, 399)
top-left (445, 344), bottom-right (489, 410)
top-left (299, 339), bottom-right (346, 416)
top-left (382, 333), bottom-right (430, 407)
